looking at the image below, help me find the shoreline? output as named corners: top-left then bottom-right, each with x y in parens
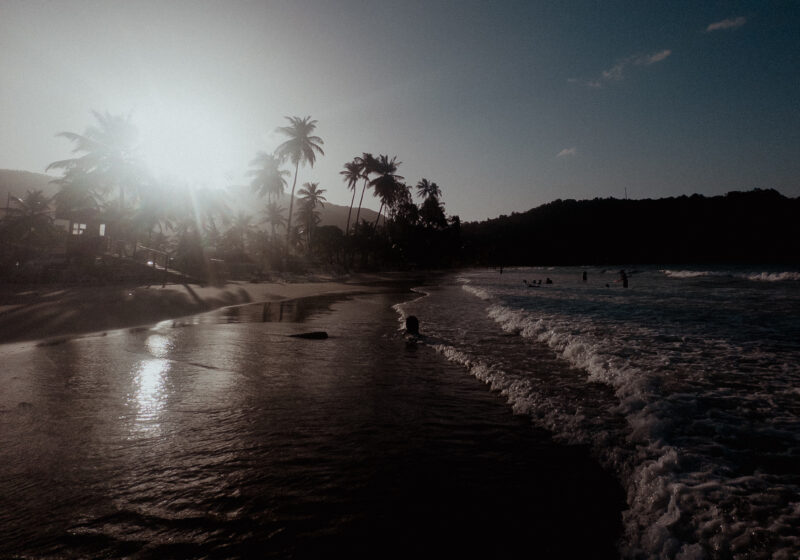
top-left (0, 272), bottom-right (430, 346)
top-left (1, 281), bottom-right (624, 558)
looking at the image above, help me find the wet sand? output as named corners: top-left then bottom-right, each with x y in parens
top-left (0, 273), bottom-right (416, 345)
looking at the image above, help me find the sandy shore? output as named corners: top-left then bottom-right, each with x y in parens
top-left (0, 273), bottom-right (419, 345)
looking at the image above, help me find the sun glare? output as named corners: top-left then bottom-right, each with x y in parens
top-left (135, 100), bottom-right (242, 187)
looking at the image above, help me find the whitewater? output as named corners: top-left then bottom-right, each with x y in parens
top-left (395, 265), bottom-right (800, 559)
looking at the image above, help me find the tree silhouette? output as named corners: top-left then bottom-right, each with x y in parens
top-left (46, 110), bottom-right (146, 213)
top-left (353, 153), bottom-right (376, 231)
top-left (297, 182), bottom-right (327, 210)
top-left (298, 182), bottom-right (327, 249)
top-left (262, 200), bottom-right (286, 239)
top-left (340, 159), bottom-right (362, 236)
top-left (225, 211), bottom-right (256, 256)
top-left (416, 178), bottom-right (442, 201)
top-left (370, 155), bottom-right (404, 228)
top-left (4, 190), bottom-right (56, 246)
top-left (247, 151), bottom-right (288, 200)
top-left (50, 166), bottom-right (103, 216)
top-left (274, 116), bottom-right (324, 251)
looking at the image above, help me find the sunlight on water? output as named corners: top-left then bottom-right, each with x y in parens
top-left (145, 333), bottom-right (172, 358)
top-left (130, 358), bottom-right (169, 436)
top-left (128, 334), bottom-right (173, 437)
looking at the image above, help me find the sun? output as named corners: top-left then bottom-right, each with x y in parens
top-left (134, 99), bottom-right (243, 187)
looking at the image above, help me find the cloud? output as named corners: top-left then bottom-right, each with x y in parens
top-left (557, 147), bottom-right (577, 157)
top-left (571, 49), bottom-right (672, 88)
top-left (706, 17), bottom-right (747, 32)
top-left (637, 49), bottom-right (672, 65)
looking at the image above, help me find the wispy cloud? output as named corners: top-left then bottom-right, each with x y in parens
top-left (706, 17), bottom-right (747, 32)
top-left (638, 49), bottom-right (672, 65)
top-left (571, 49), bottom-right (672, 88)
top-left (557, 147), bottom-right (577, 158)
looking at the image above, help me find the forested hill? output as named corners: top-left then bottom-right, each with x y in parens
top-left (461, 189), bottom-right (800, 266)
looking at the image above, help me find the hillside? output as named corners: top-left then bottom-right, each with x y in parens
top-left (0, 169), bottom-right (59, 204)
top-left (0, 169), bottom-right (378, 231)
top-left (461, 189), bottom-right (800, 265)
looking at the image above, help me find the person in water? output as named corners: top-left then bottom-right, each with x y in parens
top-left (405, 315), bottom-right (420, 336)
top-left (582, 270), bottom-right (588, 282)
top-left (619, 270), bottom-right (628, 288)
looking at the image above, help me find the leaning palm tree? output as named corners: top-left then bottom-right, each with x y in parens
top-left (416, 178), bottom-right (442, 201)
top-left (370, 155), bottom-right (404, 228)
top-left (274, 116), bottom-right (324, 250)
top-left (262, 200), bottom-right (286, 239)
top-left (340, 159), bottom-right (363, 236)
top-left (353, 152), bottom-right (376, 230)
top-left (247, 151), bottom-right (289, 200)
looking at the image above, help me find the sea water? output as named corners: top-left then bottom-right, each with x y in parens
top-left (395, 266), bottom-right (800, 559)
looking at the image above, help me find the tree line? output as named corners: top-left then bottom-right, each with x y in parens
top-left (0, 111), bottom-right (462, 282)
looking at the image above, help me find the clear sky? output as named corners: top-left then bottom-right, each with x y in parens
top-left (1, 0), bottom-right (798, 221)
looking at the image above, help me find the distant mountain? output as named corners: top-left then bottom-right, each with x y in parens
top-left (461, 189), bottom-right (800, 265)
top-left (0, 169), bottom-right (378, 231)
top-left (225, 183), bottom-right (378, 232)
top-left (0, 170), bottom-right (59, 205)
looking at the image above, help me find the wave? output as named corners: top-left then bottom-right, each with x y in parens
top-left (662, 269), bottom-right (800, 282)
top-left (461, 284), bottom-right (491, 300)
top-left (441, 282), bottom-right (800, 559)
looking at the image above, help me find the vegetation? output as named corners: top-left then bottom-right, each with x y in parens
top-left (461, 189), bottom-right (800, 266)
top-left (0, 111), bottom-right (464, 283)
top-left (2, 110), bottom-right (796, 285)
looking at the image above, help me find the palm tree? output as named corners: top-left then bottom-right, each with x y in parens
top-left (262, 201), bottom-right (286, 239)
top-left (340, 159), bottom-right (363, 236)
top-left (297, 182), bottom-right (327, 210)
top-left (298, 183), bottom-right (327, 249)
top-left (353, 152), bottom-right (376, 230)
top-left (370, 155), bottom-right (404, 228)
top-left (297, 200), bottom-right (322, 249)
top-left (4, 190), bottom-right (56, 246)
top-left (46, 110), bottom-right (146, 212)
top-left (416, 178), bottom-right (442, 201)
top-left (274, 116), bottom-right (324, 250)
top-left (227, 211), bottom-right (256, 255)
top-left (247, 151), bottom-right (288, 200)
top-left (50, 165), bottom-right (103, 216)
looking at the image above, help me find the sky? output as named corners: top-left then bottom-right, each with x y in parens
top-left (1, 0), bottom-right (799, 221)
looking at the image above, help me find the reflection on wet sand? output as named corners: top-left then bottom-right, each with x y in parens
top-left (217, 294), bottom-right (360, 324)
top-left (129, 357), bottom-right (169, 437)
top-left (127, 334), bottom-right (173, 437)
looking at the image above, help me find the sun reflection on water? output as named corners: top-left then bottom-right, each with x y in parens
top-left (129, 334), bottom-right (173, 437)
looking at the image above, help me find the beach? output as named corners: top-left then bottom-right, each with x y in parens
top-left (0, 274), bottom-right (409, 346)
top-left (0, 275), bottom-right (625, 558)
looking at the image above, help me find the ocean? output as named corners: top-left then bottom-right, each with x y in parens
top-left (396, 266), bottom-right (800, 559)
top-left (1, 267), bottom-right (797, 559)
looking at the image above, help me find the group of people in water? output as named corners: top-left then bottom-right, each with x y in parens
top-left (523, 278), bottom-right (552, 287)
top-left (521, 269), bottom-right (629, 288)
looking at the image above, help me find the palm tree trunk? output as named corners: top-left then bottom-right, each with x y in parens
top-left (345, 187), bottom-right (356, 236)
top-left (285, 160), bottom-right (299, 252)
top-left (373, 202), bottom-right (384, 229)
top-left (354, 178), bottom-right (368, 232)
